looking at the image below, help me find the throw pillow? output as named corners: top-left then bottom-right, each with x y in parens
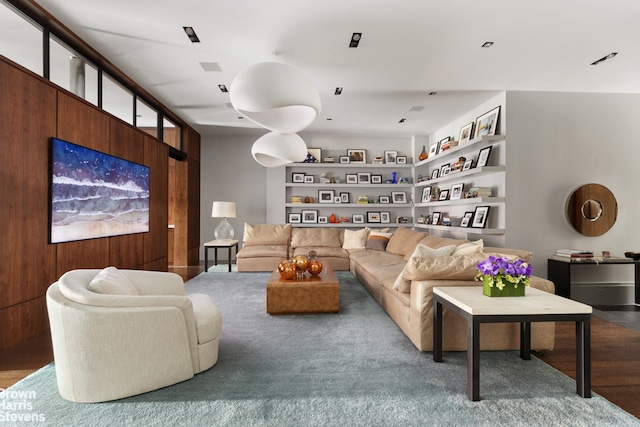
top-left (365, 231), bottom-right (393, 251)
top-left (406, 253), bottom-right (487, 281)
top-left (343, 227), bottom-right (370, 250)
top-left (386, 227), bottom-right (427, 257)
top-left (393, 244), bottom-right (457, 292)
top-left (453, 239), bottom-right (484, 256)
top-left (88, 266), bottom-right (138, 295)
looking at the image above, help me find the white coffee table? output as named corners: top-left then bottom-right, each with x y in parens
top-left (433, 286), bottom-right (592, 401)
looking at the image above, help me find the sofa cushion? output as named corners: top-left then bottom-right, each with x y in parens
top-left (453, 239), bottom-right (484, 256)
top-left (484, 246), bottom-right (533, 262)
top-left (88, 266), bottom-right (138, 295)
top-left (393, 244), bottom-right (457, 293)
top-left (365, 231), bottom-right (393, 251)
top-left (386, 227), bottom-right (427, 257)
top-left (236, 245), bottom-right (288, 258)
top-left (291, 227), bottom-right (342, 248)
top-left (342, 227), bottom-right (370, 250)
top-left (293, 247), bottom-right (349, 258)
top-left (407, 235), bottom-right (470, 260)
top-left (242, 223), bottom-right (291, 246)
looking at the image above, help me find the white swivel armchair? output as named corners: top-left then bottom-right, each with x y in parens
top-left (46, 267), bottom-right (222, 403)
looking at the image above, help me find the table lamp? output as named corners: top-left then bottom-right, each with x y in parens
top-left (211, 201), bottom-right (236, 241)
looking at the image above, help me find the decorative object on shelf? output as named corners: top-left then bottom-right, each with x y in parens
top-left (288, 213), bottom-right (301, 223)
top-left (397, 156), bottom-right (407, 164)
top-left (451, 156), bottom-right (466, 172)
top-left (301, 210), bottom-right (318, 223)
top-left (292, 196), bottom-right (302, 203)
top-left (421, 187), bottom-right (431, 203)
top-left (471, 206), bottom-right (490, 228)
top-left (318, 190), bottom-right (335, 203)
top-left (384, 150), bottom-right (397, 164)
top-left (278, 259), bottom-right (298, 280)
top-left (334, 196), bottom-right (341, 203)
top-left (430, 169), bottom-right (439, 179)
top-left (466, 187), bottom-right (491, 198)
top-left (357, 172), bottom-right (371, 183)
top-left (347, 149), bottom-right (366, 164)
top-left (476, 256), bottom-right (532, 297)
top-left (380, 212), bottom-right (390, 223)
top-left (391, 191), bottom-right (407, 203)
top-left (428, 143), bottom-right (438, 157)
top-left (304, 148), bottom-right (322, 163)
top-left (318, 216), bottom-right (328, 223)
top-left (419, 145), bottom-right (428, 161)
top-left (304, 175), bottom-right (315, 183)
top-left (379, 196), bottom-right (390, 204)
top-left (352, 214), bottom-right (364, 223)
top-left (251, 132), bottom-right (308, 167)
top-left (399, 177), bottom-right (409, 183)
top-left (473, 106), bottom-right (501, 139)
top-left (391, 171), bottom-right (397, 184)
top-left (566, 183), bottom-right (618, 237)
top-left (417, 215), bottom-right (427, 224)
top-left (459, 122), bottom-right (474, 144)
top-left (371, 175), bottom-right (382, 184)
top-left (431, 212), bottom-right (441, 225)
top-left (345, 174), bottom-right (358, 184)
top-left (439, 163), bottom-right (451, 176)
top-left (339, 156), bottom-right (350, 164)
top-left (323, 157), bottom-right (334, 163)
top-left (367, 212), bottom-right (381, 223)
top-left (292, 172), bottom-right (305, 183)
top-left (438, 190), bottom-right (449, 201)
top-left (340, 192), bottom-right (350, 203)
top-left (450, 183), bottom-right (464, 200)
top-left (329, 213), bottom-right (338, 223)
top-left (211, 201), bottom-right (236, 241)
top-left (439, 137), bottom-right (451, 152)
top-left (396, 216), bottom-right (410, 224)
top-left (357, 195), bottom-right (369, 204)
top-left (462, 159), bottom-right (474, 171)
top-left (372, 157), bottom-right (384, 164)
top-left (476, 145), bottom-right (492, 167)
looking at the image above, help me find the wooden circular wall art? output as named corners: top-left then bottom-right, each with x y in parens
top-left (566, 183), bottom-right (618, 236)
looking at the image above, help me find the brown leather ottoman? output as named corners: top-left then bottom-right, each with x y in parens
top-left (266, 265), bottom-right (339, 314)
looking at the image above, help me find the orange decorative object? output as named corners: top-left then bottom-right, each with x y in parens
top-left (419, 145), bottom-right (428, 161)
top-left (279, 260), bottom-right (297, 279)
top-left (308, 260), bottom-right (323, 275)
top-left (293, 255), bottom-right (309, 272)
top-left (277, 259), bottom-right (289, 274)
top-left (329, 213), bottom-right (337, 223)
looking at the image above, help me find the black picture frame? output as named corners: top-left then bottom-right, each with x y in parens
top-left (318, 189), bottom-right (335, 203)
top-left (438, 189), bottom-right (449, 201)
top-left (288, 213), bottom-right (301, 223)
top-left (347, 149), bottom-right (366, 164)
top-left (292, 172), bottom-right (305, 183)
top-left (431, 211), bottom-right (441, 225)
top-left (460, 211), bottom-right (474, 228)
top-left (352, 214), bottom-right (365, 224)
top-left (371, 174), bottom-right (382, 184)
top-left (477, 146), bottom-right (492, 167)
top-left (380, 212), bottom-right (390, 223)
top-left (379, 195), bottom-right (390, 204)
top-left (340, 192), bottom-right (350, 203)
top-left (471, 206), bottom-right (490, 228)
top-left (301, 209), bottom-right (318, 224)
top-left (421, 186), bottom-right (431, 203)
top-left (367, 212), bottom-right (381, 223)
top-left (391, 191), bottom-right (407, 203)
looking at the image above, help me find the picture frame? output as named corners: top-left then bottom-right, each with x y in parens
top-left (339, 155), bottom-right (350, 164)
top-left (438, 137), bottom-right (451, 154)
top-left (352, 214), bottom-right (365, 224)
top-left (318, 190), bottom-right (335, 203)
top-left (347, 149), bottom-right (366, 164)
top-left (450, 183), bottom-right (464, 200)
top-left (340, 192), bottom-right (350, 203)
top-left (462, 159), bottom-right (474, 171)
top-left (391, 191), bottom-right (407, 203)
top-left (384, 150), bottom-right (398, 164)
top-left (439, 163), bottom-right (450, 177)
top-left (421, 186), bottom-right (431, 203)
top-left (292, 172), bottom-right (305, 183)
top-left (430, 169), bottom-right (439, 179)
top-left (304, 175), bottom-right (314, 183)
top-left (367, 212), bottom-right (381, 223)
top-left (473, 106), bottom-right (501, 139)
top-left (372, 156), bottom-right (384, 165)
top-left (476, 145), bottom-right (492, 167)
top-left (318, 216), bottom-right (328, 224)
top-left (396, 156), bottom-right (407, 164)
top-left (459, 122), bottom-right (474, 144)
top-left (460, 211), bottom-right (474, 228)
top-left (438, 189), bottom-right (449, 201)
top-left (288, 213), bottom-right (301, 223)
top-left (345, 174), bottom-right (358, 184)
top-left (334, 196), bottom-right (342, 203)
top-left (471, 206), bottom-right (490, 228)
top-left (301, 209), bottom-right (318, 224)
top-left (380, 212), bottom-right (390, 223)
top-left (357, 172), bottom-right (371, 184)
top-left (305, 148), bottom-right (322, 163)
top-left (379, 195), bottom-right (390, 204)
top-left (428, 143), bottom-right (439, 157)
top-left (431, 211), bottom-right (441, 225)
top-left (371, 174), bottom-right (382, 184)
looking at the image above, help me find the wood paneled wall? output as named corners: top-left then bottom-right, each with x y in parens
top-left (0, 57), bottom-right (198, 350)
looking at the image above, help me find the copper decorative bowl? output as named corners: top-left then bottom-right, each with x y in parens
top-left (624, 252), bottom-right (640, 261)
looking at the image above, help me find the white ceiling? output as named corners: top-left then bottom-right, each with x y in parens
top-left (31, 0), bottom-right (640, 137)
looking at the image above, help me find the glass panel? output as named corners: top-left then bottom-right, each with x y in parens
top-left (0, 2), bottom-right (43, 75)
top-left (136, 98), bottom-right (158, 138)
top-left (163, 116), bottom-right (181, 150)
top-left (49, 36), bottom-right (98, 106)
top-left (102, 73), bottom-right (133, 125)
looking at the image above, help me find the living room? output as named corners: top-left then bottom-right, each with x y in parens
top-left (1, 0), bottom-right (640, 424)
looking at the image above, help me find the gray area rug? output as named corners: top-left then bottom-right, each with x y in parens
top-left (3, 272), bottom-right (639, 426)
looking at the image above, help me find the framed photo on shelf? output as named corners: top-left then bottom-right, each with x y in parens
top-left (301, 210), bottom-right (318, 224)
top-left (431, 169), bottom-right (439, 179)
top-left (379, 195), bottom-right (390, 204)
top-left (438, 189), bottom-right (449, 201)
top-left (397, 156), bottom-right (407, 164)
top-left (421, 186), bottom-right (431, 203)
top-left (340, 192), bottom-right (350, 203)
top-left (292, 172), bottom-right (305, 183)
top-left (339, 155), bottom-right (350, 164)
top-left (428, 143), bottom-right (439, 157)
top-left (471, 206), bottom-right (490, 228)
top-left (371, 175), bottom-right (382, 184)
top-left (384, 150), bottom-right (398, 164)
top-left (347, 149), bottom-right (366, 164)
top-left (372, 156), bottom-right (384, 164)
top-left (473, 106), bottom-right (501, 139)
top-left (438, 137), bottom-right (451, 153)
top-left (391, 191), bottom-right (407, 203)
top-left (288, 213), bottom-right (301, 223)
top-left (367, 212), bottom-right (381, 223)
top-left (304, 175), bottom-right (314, 183)
top-left (462, 159), bottom-right (474, 171)
top-left (460, 211), bottom-right (474, 228)
top-left (334, 196), bottom-right (342, 203)
top-left (431, 211), bottom-right (441, 225)
top-left (459, 122), bottom-right (474, 144)
top-left (305, 148), bottom-right (322, 163)
top-left (380, 212), bottom-right (390, 223)
top-left (318, 190), bottom-right (335, 203)
top-left (357, 172), bottom-right (371, 184)
top-left (345, 174), bottom-right (358, 184)
top-left (439, 163), bottom-right (450, 177)
top-left (476, 146), bottom-right (492, 167)
top-left (450, 183), bottom-right (464, 200)
top-left (318, 216), bottom-right (328, 224)
top-left (353, 214), bottom-right (365, 224)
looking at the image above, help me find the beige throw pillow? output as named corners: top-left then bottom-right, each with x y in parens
top-left (393, 244), bottom-right (456, 292)
top-left (343, 227), bottom-right (370, 249)
top-left (88, 266), bottom-right (138, 295)
top-left (386, 227), bottom-right (427, 257)
top-left (452, 239), bottom-right (484, 256)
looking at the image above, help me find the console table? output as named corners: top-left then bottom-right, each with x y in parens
top-left (548, 257), bottom-right (640, 304)
top-left (204, 240), bottom-right (238, 272)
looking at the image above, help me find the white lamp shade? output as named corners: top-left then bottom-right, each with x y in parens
top-left (251, 132), bottom-right (308, 167)
top-left (211, 201), bottom-right (236, 218)
top-left (230, 62), bottom-right (321, 133)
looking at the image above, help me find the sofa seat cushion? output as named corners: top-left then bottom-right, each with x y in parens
top-left (293, 246), bottom-right (349, 258)
top-left (291, 227), bottom-right (342, 248)
top-left (242, 223), bottom-right (291, 246)
top-left (350, 250), bottom-right (405, 292)
top-left (386, 227), bottom-right (428, 257)
top-left (88, 266), bottom-right (139, 295)
top-left (188, 294), bottom-right (223, 344)
top-left (237, 245), bottom-right (288, 258)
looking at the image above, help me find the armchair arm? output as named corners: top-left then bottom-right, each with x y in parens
top-left (122, 270), bottom-right (186, 296)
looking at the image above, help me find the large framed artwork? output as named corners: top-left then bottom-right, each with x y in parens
top-left (473, 106), bottom-right (501, 139)
top-left (49, 137), bottom-right (150, 243)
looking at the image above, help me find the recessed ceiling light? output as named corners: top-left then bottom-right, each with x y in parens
top-left (183, 26), bottom-right (200, 43)
top-left (218, 84), bottom-right (228, 93)
top-left (591, 52), bottom-right (618, 65)
top-left (398, 118), bottom-right (406, 123)
top-left (429, 92), bottom-right (437, 96)
top-left (326, 118), bottom-right (333, 121)
top-left (200, 62), bottom-right (221, 72)
top-left (408, 106), bottom-right (424, 112)
top-left (334, 87), bottom-right (343, 95)
top-left (349, 33), bottom-right (362, 48)
top-left (482, 41), bottom-right (494, 48)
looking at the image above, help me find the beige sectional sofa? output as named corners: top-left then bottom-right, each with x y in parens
top-left (235, 223), bottom-right (555, 352)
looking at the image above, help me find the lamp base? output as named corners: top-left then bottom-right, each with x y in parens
top-left (215, 217), bottom-right (234, 241)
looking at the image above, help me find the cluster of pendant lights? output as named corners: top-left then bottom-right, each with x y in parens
top-left (229, 62), bottom-right (321, 167)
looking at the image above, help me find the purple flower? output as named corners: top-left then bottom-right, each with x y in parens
top-left (476, 256), bottom-right (533, 288)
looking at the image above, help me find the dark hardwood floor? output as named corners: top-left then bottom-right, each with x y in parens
top-left (1, 266), bottom-right (638, 420)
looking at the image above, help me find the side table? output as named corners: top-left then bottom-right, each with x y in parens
top-left (204, 240), bottom-right (238, 272)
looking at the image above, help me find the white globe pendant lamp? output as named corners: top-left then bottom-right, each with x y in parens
top-left (251, 132), bottom-right (308, 167)
top-left (230, 62), bottom-right (321, 134)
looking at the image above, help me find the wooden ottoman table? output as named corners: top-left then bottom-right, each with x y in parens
top-left (266, 265), bottom-right (340, 314)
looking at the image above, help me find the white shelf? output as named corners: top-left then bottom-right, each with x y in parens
top-left (415, 166), bottom-right (505, 186)
top-left (413, 223), bottom-right (505, 235)
top-left (286, 183), bottom-right (413, 188)
top-left (414, 134), bottom-right (506, 167)
top-left (286, 203), bottom-right (412, 208)
top-left (289, 162), bottom-right (412, 169)
top-left (414, 197), bottom-right (504, 208)
top-left (290, 223), bottom-right (403, 228)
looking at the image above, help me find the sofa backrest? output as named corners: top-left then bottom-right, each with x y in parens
top-left (291, 227), bottom-right (342, 248)
top-left (242, 223), bottom-right (292, 246)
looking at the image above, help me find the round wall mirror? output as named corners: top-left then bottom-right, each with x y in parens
top-left (566, 184), bottom-right (617, 236)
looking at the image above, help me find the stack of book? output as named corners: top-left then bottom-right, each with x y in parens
top-left (554, 249), bottom-right (595, 262)
top-left (466, 187), bottom-right (492, 198)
